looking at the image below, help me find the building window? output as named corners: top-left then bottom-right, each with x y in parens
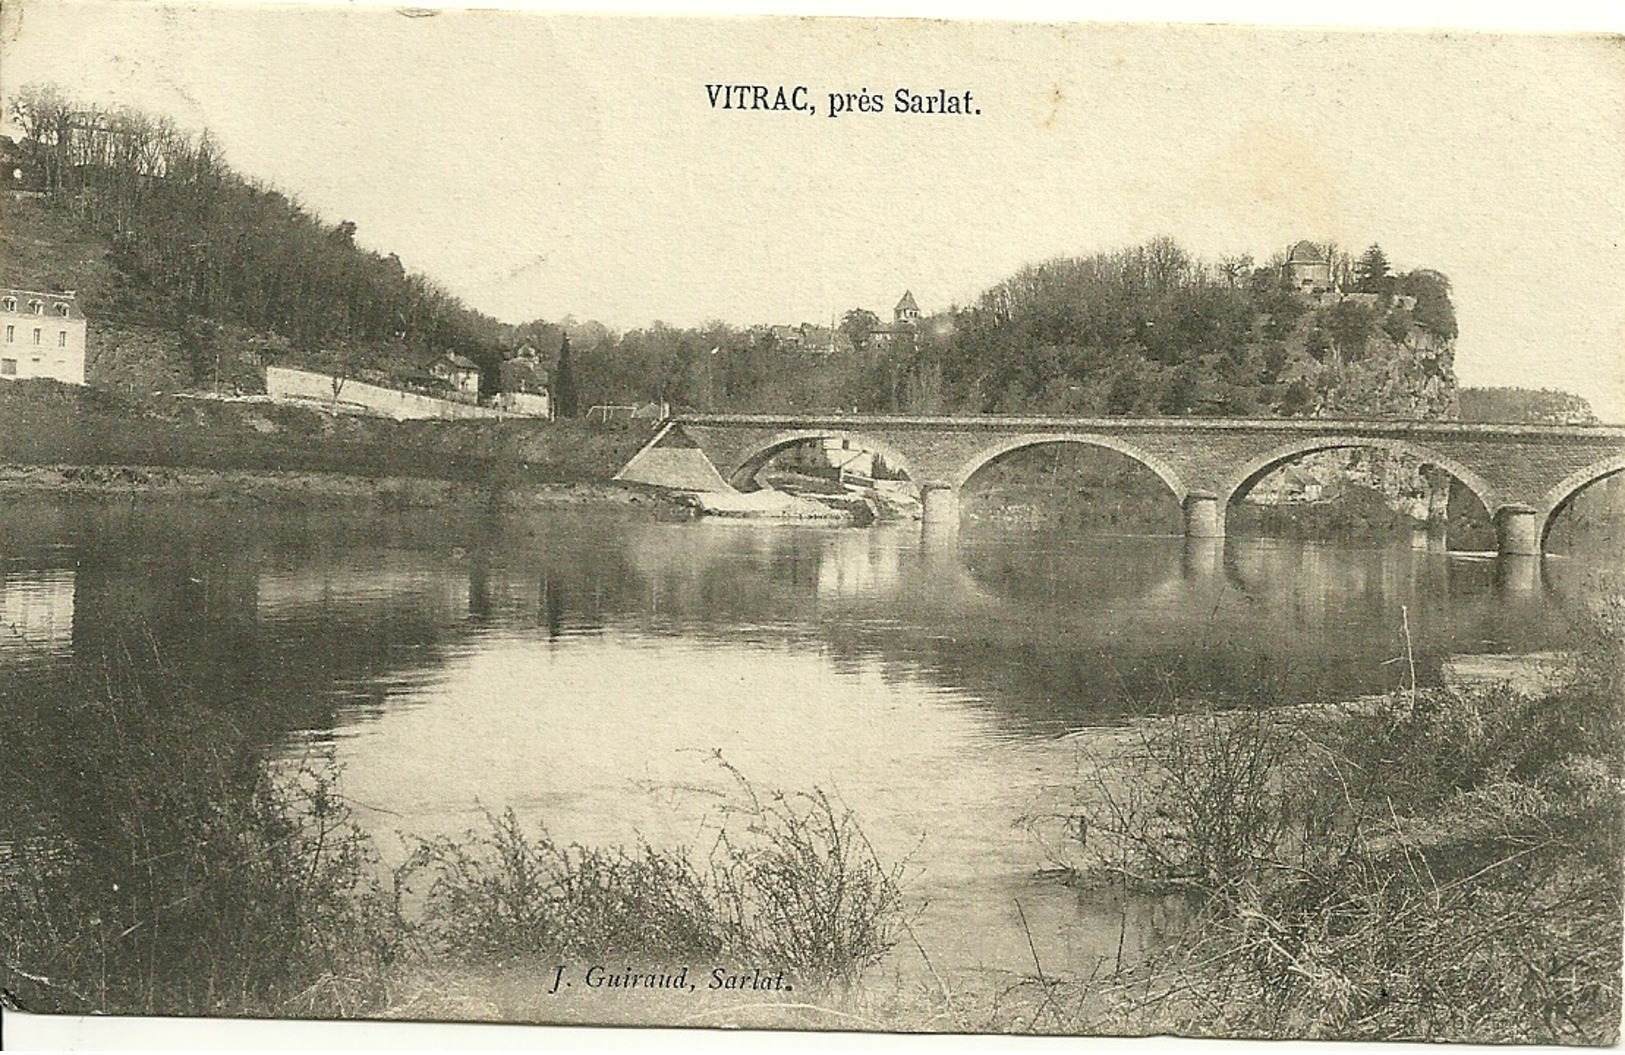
top-left (29, 301), bottom-right (42, 315)
top-left (1, 298), bottom-right (14, 312)
top-left (4, 325), bottom-right (12, 342)
top-left (33, 329), bottom-right (41, 345)
top-left (55, 304), bottom-right (69, 317)
top-left (1, 358), bottom-right (15, 375)
top-left (58, 331), bottom-right (67, 347)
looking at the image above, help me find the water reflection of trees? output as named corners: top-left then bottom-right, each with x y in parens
top-left (614, 522), bottom-right (1602, 735)
top-left (2, 498), bottom-right (1606, 774)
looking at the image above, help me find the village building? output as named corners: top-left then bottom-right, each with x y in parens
top-left (425, 352), bottom-right (481, 398)
top-left (870, 291), bottom-right (922, 347)
top-left (768, 324), bottom-right (805, 348)
top-left (496, 343), bottom-right (552, 418)
top-left (0, 288), bottom-right (87, 385)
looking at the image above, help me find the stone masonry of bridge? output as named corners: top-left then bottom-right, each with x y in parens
top-left (615, 414), bottom-right (1625, 555)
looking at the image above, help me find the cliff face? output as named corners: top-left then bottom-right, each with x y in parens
top-left (1276, 295), bottom-right (1458, 421)
top-left (1234, 291), bottom-right (1461, 528)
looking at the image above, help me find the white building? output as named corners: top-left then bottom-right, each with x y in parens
top-left (0, 288), bottom-right (87, 385)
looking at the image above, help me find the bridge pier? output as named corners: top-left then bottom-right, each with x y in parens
top-left (1182, 491), bottom-right (1223, 539)
top-left (921, 482), bottom-right (960, 540)
top-left (1425, 521), bottom-right (1449, 553)
top-left (1494, 504), bottom-right (1540, 556)
top-left (1426, 470), bottom-right (1451, 526)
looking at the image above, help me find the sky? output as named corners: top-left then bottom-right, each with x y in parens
top-left (2, 1), bottom-right (1623, 420)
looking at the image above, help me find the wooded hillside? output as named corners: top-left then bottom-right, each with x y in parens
top-left (6, 86), bottom-right (1465, 423)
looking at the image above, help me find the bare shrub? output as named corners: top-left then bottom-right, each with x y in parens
top-left (709, 780), bottom-right (909, 986)
top-left (1068, 706), bottom-right (1318, 892)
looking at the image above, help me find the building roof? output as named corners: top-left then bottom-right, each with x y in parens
top-left (438, 352), bottom-right (481, 372)
top-left (895, 291), bottom-right (919, 312)
top-left (1287, 240), bottom-right (1328, 264)
top-left (0, 288), bottom-right (86, 320)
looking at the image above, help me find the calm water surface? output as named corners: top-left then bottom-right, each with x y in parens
top-left (0, 497), bottom-right (1607, 984)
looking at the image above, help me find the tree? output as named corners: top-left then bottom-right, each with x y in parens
top-left (554, 333), bottom-right (579, 418)
top-left (1218, 254), bottom-right (1254, 289)
top-left (1326, 300), bottom-right (1376, 362)
top-left (1457, 387), bottom-right (1598, 425)
top-left (1354, 244), bottom-right (1393, 295)
top-left (1399, 269), bottom-right (1458, 340)
top-left (179, 315), bottom-right (221, 388)
top-left (839, 308), bottom-right (879, 351)
top-left (308, 343), bottom-right (374, 412)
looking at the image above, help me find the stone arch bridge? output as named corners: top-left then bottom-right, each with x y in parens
top-left (615, 414), bottom-right (1625, 555)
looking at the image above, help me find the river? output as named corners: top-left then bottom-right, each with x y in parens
top-left (0, 495), bottom-right (1611, 1002)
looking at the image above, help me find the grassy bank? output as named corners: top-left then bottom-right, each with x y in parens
top-left (964, 592), bottom-right (1624, 1043)
top-left (0, 380), bottom-right (655, 491)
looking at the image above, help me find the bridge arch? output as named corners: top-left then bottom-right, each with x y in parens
top-left (951, 433), bottom-right (1190, 499)
top-left (1538, 453), bottom-right (1625, 545)
top-left (1219, 436), bottom-right (1500, 518)
top-left (726, 429), bottom-right (918, 490)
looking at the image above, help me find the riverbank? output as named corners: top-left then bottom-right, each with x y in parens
top-left (339, 637), bottom-right (1619, 1039)
top-left (0, 378), bottom-right (657, 488)
top-left (935, 623), bottom-right (1620, 1042)
top-left (0, 463), bottom-right (687, 515)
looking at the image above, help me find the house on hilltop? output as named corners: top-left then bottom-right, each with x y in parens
top-left (0, 288), bottom-right (87, 385)
top-left (1285, 240), bottom-right (1333, 294)
top-left (496, 343), bottom-right (552, 418)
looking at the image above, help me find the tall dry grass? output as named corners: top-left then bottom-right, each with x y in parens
top-left (1013, 588), bottom-right (1624, 1043)
top-left (403, 759), bottom-right (909, 990)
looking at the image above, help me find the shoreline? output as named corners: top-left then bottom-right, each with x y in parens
top-left (0, 463), bottom-right (689, 514)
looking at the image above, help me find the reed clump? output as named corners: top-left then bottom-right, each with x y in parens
top-left (403, 765), bottom-right (908, 989)
top-left (1032, 593), bottom-right (1623, 1043)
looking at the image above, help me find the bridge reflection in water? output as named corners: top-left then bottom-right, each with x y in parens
top-left (0, 501), bottom-right (1602, 737)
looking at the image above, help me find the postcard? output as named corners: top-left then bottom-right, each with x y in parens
top-left (1, 2), bottom-right (1621, 1049)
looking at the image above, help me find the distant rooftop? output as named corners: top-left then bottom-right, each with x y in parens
top-left (1287, 240), bottom-right (1328, 264)
top-left (0, 288), bottom-right (85, 320)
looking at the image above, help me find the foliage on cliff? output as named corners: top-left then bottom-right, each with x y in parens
top-left (933, 238), bottom-right (1457, 419)
top-left (529, 238), bottom-right (1459, 420)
